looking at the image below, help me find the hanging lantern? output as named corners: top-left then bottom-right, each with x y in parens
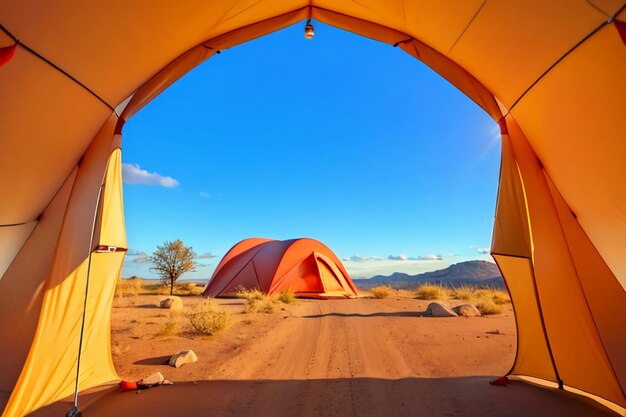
top-left (304, 19), bottom-right (314, 39)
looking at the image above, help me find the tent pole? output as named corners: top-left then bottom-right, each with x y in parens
top-left (66, 181), bottom-right (105, 417)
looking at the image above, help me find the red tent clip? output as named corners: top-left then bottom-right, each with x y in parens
top-left (119, 380), bottom-right (138, 392)
top-left (489, 376), bottom-right (510, 387)
top-left (0, 43), bottom-right (17, 68)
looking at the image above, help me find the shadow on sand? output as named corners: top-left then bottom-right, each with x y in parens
top-left (133, 356), bottom-right (171, 366)
top-left (301, 311), bottom-right (426, 318)
top-left (29, 376), bottom-right (617, 417)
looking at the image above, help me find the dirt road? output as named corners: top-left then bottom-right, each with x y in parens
top-left (65, 297), bottom-right (616, 417)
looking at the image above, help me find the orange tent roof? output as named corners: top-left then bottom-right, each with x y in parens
top-left (204, 238), bottom-right (358, 299)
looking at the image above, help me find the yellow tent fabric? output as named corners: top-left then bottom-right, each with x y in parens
top-left (0, 1), bottom-right (625, 416)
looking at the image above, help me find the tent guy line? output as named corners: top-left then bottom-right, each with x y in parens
top-left (0, 23), bottom-right (114, 110)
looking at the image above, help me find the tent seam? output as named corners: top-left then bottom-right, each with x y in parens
top-left (505, 1), bottom-right (626, 116)
top-left (0, 24), bottom-right (114, 111)
top-left (446, 0), bottom-right (486, 54)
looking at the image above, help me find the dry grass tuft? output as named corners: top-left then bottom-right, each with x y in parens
top-left (246, 297), bottom-right (277, 314)
top-left (114, 278), bottom-right (143, 298)
top-left (370, 285), bottom-right (394, 299)
top-left (491, 291), bottom-right (511, 305)
top-left (450, 286), bottom-right (475, 301)
top-left (449, 286), bottom-right (511, 308)
top-left (476, 300), bottom-right (503, 315)
top-left (278, 291), bottom-right (296, 304)
top-left (188, 301), bottom-right (231, 335)
top-left (236, 288), bottom-right (279, 314)
top-left (394, 289), bottom-right (415, 299)
top-left (414, 284), bottom-right (450, 300)
top-left (154, 313), bottom-right (180, 337)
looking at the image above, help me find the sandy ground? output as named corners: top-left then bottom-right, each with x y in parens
top-left (110, 295), bottom-right (516, 382)
top-left (33, 295), bottom-right (617, 417)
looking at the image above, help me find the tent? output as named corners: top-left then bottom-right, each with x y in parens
top-left (203, 238), bottom-right (358, 299)
top-left (0, 2), bottom-right (625, 416)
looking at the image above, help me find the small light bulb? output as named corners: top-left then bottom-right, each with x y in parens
top-left (304, 19), bottom-right (314, 39)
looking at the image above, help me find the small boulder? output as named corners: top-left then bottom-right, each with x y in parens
top-left (426, 302), bottom-right (458, 317)
top-left (140, 372), bottom-right (164, 386)
top-left (453, 304), bottom-right (481, 317)
top-left (169, 350), bottom-right (198, 368)
top-left (160, 296), bottom-right (183, 311)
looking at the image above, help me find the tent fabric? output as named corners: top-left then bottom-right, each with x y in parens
top-left (1, 1), bottom-right (625, 416)
top-left (203, 238), bottom-right (358, 299)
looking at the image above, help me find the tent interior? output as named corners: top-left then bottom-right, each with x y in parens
top-left (0, 1), bottom-right (625, 416)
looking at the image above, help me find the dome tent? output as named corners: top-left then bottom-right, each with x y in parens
top-left (203, 238), bottom-right (358, 299)
top-left (0, 1), bottom-right (625, 416)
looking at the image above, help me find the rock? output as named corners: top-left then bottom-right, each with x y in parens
top-left (426, 302), bottom-right (458, 317)
top-left (140, 372), bottom-right (164, 386)
top-left (160, 296), bottom-right (183, 310)
top-left (169, 350), bottom-right (198, 368)
top-left (453, 304), bottom-right (481, 317)
top-left (162, 380), bottom-right (174, 385)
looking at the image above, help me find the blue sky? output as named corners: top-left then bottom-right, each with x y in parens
top-left (120, 22), bottom-right (500, 280)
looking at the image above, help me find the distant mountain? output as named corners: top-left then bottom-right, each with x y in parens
top-left (353, 260), bottom-right (503, 290)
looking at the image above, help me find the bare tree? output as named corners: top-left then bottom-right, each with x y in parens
top-left (150, 240), bottom-right (197, 295)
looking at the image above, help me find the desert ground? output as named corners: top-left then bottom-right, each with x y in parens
top-left (40, 289), bottom-right (609, 417)
top-left (110, 295), bottom-right (516, 382)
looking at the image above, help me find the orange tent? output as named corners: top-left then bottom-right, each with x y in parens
top-left (204, 238), bottom-right (358, 299)
top-left (0, 2), bottom-right (625, 416)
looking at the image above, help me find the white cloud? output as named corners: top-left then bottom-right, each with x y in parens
top-left (199, 191), bottom-right (210, 198)
top-left (342, 255), bottom-right (382, 262)
top-left (388, 254), bottom-right (408, 261)
top-left (122, 163), bottom-right (179, 188)
top-left (196, 252), bottom-right (217, 259)
top-left (470, 245), bottom-right (490, 254)
top-left (133, 255), bottom-right (151, 263)
top-left (413, 254), bottom-right (443, 261)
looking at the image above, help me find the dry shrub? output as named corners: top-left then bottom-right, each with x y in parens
top-left (476, 300), bottom-right (503, 315)
top-left (394, 289), bottom-right (414, 299)
top-left (236, 288), bottom-right (265, 301)
top-left (189, 285), bottom-right (206, 296)
top-left (246, 297), bottom-right (277, 314)
top-left (370, 285), bottom-right (394, 299)
top-left (114, 278), bottom-right (142, 298)
top-left (278, 291), bottom-right (296, 304)
top-left (188, 301), bottom-right (231, 335)
top-left (450, 287), bottom-right (511, 307)
top-left (236, 288), bottom-right (278, 313)
top-left (472, 289), bottom-right (493, 299)
top-left (491, 290), bottom-right (511, 305)
top-left (174, 282), bottom-right (206, 296)
top-left (155, 313), bottom-right (180, 337)
top-left (147, 284), bottom-right (171, 295)
top-left (415, 284), bottom-right (449, 300)
top-left (450, 286), bottom-right (475, 301)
